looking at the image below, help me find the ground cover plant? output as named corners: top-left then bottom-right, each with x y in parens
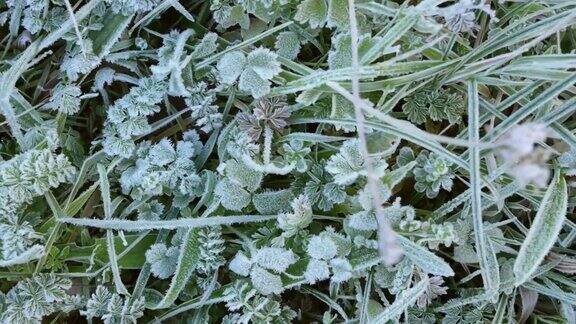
top-left (0, 0), bottom-right (576, 322)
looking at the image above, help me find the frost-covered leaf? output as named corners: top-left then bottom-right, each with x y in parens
top-left (304, 259), bottom-right (330, 284)
top-left (326, 139), bottom-right (387, 185)
top-left (253, 189), bottom-right (295, 214)
top-left (191, 32), bottom-right (219, 59)
top-left (217, 51), bottom-right (246, 84)
top-left (514, 171), bottom-right (568, 286)
top-left (216, 48), bottom-right (280, 98)
top-left (225, 159), bottom-right (263, 192)
top-left (230, 251), bottom-right (252, 276)
top-left (275, 31), bottom-right (301, 60)
top-left (327, 0), bottom-right (348, 29)
top-left (145, 243), bottom-right (179, 279)
top-left (396, 235), bottom-right (455, 277)
top-left (43, 83), bottom-right (82, 115)
top-left (295, 0), bottom-right (328, 29)
top-left (215, 178), bottom-right (251, 211)
top-left (250, 265), bottom-right (284, 295)
top-left (254, 247), bottom-right (297, 272)
top-left (330, 258), bottom-right (352, 283)
top-left (307, 234), bottom-right (338, 260)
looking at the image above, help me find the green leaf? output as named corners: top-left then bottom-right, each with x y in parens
top-left (295, 0), bottom-right (328, 29)
top-left (275, 31), bottom-right (301, 60)
top-left (151, 228), bottom-right (200, 309)
top-left (468, 80), bottom-right (500, 296)
top-left (90, 13), bottom-right (133, 58)
top-left (372, 278), bottom-right (429, 322)
top-left (514, 171), bottom-right (568, 286)
top-left (98, 164), bottom-right (129, 295)
top-left (396, 235), bottom-right (454, 277)
top-left (327, 0), bottom-right (348, 29)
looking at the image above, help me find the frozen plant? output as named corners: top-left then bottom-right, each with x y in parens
top-left (0, 149), bottom-right (76, 205)
top-left (217, 48), bottom-right (282, 98)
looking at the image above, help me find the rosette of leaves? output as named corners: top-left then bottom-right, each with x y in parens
top-left (402, 88), bottom-right (465, 125)
top-left (410, 149), bottom-right (455, 198)
top-left (236, 96), bottom-right (291, 142)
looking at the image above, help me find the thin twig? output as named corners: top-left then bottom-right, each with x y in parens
top-left (347, 0), bottom-right (402, 266)
top-left (63, 0), bottom-right (88, 56)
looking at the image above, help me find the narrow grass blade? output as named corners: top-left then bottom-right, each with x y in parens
top-left (91, 13), bottom-right (134, 58)
top-left (396, 235), bottom-right (454, 277)
top-left (468, 80), bottom-right (500, 296)
top-left (98, 164), bottom-right (129, 295)
top-left (373, 278), bottom-right (429, 322)
top-left (302, 287), bottom-right (349, 321)
top-left (486, 73), bottom-right (576, 142)
top-left (57, 215), bottom-right (278, 231)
